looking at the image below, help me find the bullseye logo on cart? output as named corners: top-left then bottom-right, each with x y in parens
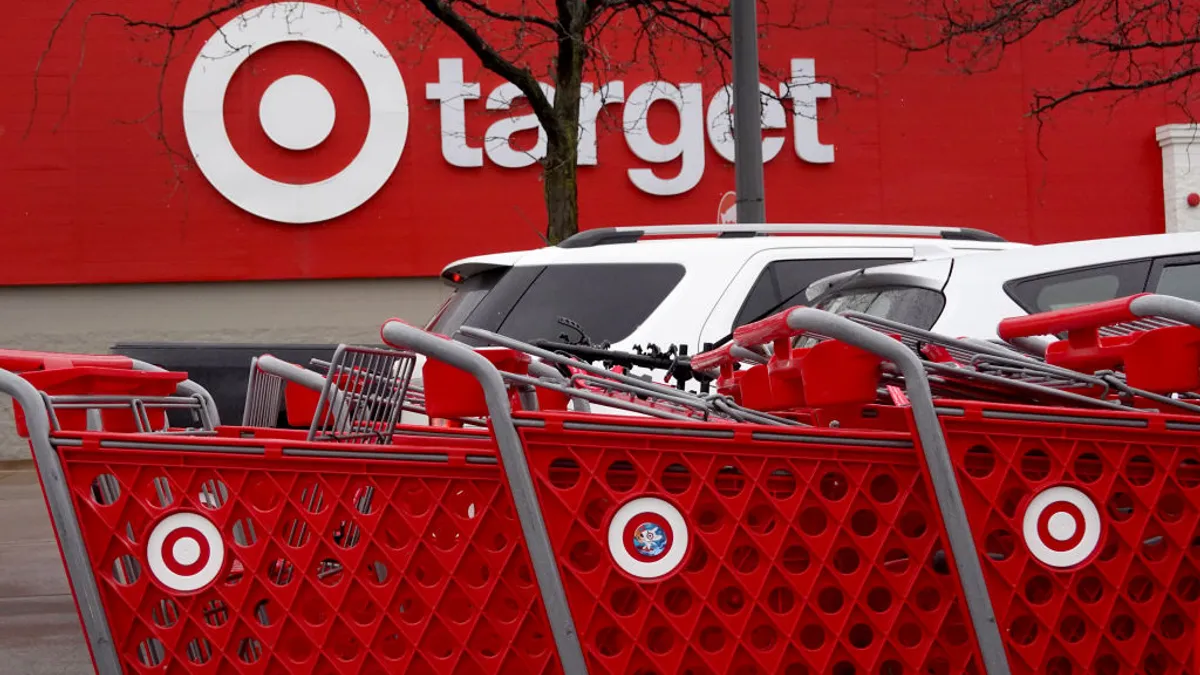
top-left (146, 512), bottom-right (225, 592)
top-left (1022, 485), bottom-right (1102, 569)
top-left (608, 497), bottom-right (689, 579)
top-left (183, 2), bottom-right (836, 224)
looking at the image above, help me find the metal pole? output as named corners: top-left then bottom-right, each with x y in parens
top-left (731, 0), bottom-right (765, 223)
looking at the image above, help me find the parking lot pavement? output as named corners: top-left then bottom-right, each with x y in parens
top-left (0, 463), bottom-right (91, 674)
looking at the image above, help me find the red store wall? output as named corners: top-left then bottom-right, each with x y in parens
top-left (0, 0), bottom-right (1190, 287)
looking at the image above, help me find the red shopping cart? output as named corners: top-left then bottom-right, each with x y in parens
top-left (2, 294), bottom-right (1200, 674)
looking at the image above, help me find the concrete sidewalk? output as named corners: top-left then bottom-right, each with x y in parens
top-left (0, 464), bottom-right (91, 674)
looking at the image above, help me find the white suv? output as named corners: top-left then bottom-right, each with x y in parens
top-left (804, 232), bottom-right (1200, 341)
top-left (425, 223), bottom-right (1025, 355)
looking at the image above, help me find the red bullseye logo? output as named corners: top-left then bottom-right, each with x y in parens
top-left (146, 512), bottom-right (225, 592)
top-left (1022, 486), bottom-right (1102, 569)
top-left (607, 497), bottom-right (688, 580)
top-left (182, 2), bottom-right (408, 224)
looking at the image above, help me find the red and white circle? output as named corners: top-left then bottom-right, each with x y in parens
top-left (146, 512), bottom-right (225, 592)
top-left (1022, 486), bottom-right (1102, 569)
top-left (182, 2), bottom-right (408, 224)
top-left (607, 497), bottom-right (688, 580)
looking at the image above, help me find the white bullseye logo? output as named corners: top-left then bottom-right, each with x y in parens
top-left (259, 75), bottom-right (337, 151)
top-left (182, 2), bottom-right (409, 224)
top-left (1022, 486), bottom-right (1102, 569)
top-left (146, 512), bottom-right (225, 592)
top-left (608, 497), bottom-right (689, 580)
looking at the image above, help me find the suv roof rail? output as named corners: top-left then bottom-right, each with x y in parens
top-left (557, 223), bottom-right (1008, 248)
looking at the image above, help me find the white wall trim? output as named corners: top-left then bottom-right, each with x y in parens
top-left (1156, 123), bottom-right (1200, 233)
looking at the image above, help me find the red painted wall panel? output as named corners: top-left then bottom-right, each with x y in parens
top-left (0, 0), bottom-right (1189, 286)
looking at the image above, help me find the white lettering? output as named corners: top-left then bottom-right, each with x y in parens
top-left (705, 83), bottom-right (787, 164)
top-left (425, 58), bottom-right (483, 168)
top-left (484, 82), bottom-right (556, 169)
top-left (426, 57), bottom-right (833, 190)
top-left (578, 83), bottom-right (625, 166)
top-left (624, 81), bottom-right (706, 196)
top-left (782, 58), bottom-right (834, 164)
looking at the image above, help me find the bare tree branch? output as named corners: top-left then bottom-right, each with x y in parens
top-left (882, 0), bottom-right (1200, 120)
top-left (416, 0), bottom-right (564, 139)
top-left (454, 0), bottom-right (560, 31)
top-left (27, 0), bottom-right (83, 140)
top-left (90, 0), bottom-right (249, 33)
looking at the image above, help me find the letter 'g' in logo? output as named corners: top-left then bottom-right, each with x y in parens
top-left (182, 2), bottom-right (408, 223)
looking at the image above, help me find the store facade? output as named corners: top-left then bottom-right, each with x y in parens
top-left (2, 0), bottom-right (1200, 356)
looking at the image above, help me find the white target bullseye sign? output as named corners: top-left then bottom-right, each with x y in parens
top-left (182, 2), bottom-right (408, 224)
top-left (1022, 486), bottom-right (1102, 569)
top-left (146, 512), bottom-right (225, 592)
top-left (608, 497), bottom-right (689, 580)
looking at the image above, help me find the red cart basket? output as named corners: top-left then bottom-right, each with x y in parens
top-left (3, 295), bottom-right (1200, 674)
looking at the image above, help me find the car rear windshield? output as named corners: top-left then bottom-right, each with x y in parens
top-left (426, 267), bottom-right (508, 333)
top-left (431, 263), bottom-right (687, 346)
top-left (813, 285), bottom-right (947, 330)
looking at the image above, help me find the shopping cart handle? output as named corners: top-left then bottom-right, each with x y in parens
top-left (690, 343), bottom-right (769, 374)
top-left (256, 354), bottom-right (328, 392)
top-left (0, 348), bottom-right (133, 374)
top-left (997, 294), bottom-right (1149, 340)
top-left (733, 311), bottom-right (801, 349)
top-left (689, 343), bottom-right (734, 372)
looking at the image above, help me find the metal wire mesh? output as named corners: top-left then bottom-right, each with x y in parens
top-left (44, 394), bottom-right (216, 433)
top-left (1098, 316), bottom-right (1185, 336)
top-left (307, 345), bottom-right (416, 444)
top-left (241, 356), bottom-right (285, 427)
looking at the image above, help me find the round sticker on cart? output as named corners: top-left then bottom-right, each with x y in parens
top-left (1022, 486), bottom-right (1102, 569)
top-left (146, 512), bottom-right (225, 592)
top-left (608, 497), bottom-right (688, 580)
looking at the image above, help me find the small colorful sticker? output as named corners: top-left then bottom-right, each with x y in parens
top-left (631, 522), bottom-right (669, 558)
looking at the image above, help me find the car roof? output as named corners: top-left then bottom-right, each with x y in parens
top-left (441, 223), bottom-right (1026, 278)
top-left (840, 232), bottom-right (1200, 287)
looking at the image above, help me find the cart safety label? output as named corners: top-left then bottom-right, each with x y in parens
top-left (1022, 486), bottom-right (1102, 569)
top-left (607, 497), bottom-right (688, 580)
top-left (146, 512), bottom-right (226, 592)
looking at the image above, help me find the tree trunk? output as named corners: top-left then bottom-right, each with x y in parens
top-left (543, 14), bottom-right (586, 245)
top-left (543, 134), bottom-right (579, 245)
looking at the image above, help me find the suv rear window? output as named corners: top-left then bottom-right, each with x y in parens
top-left (733, 257), bottom-right (902, 328)
top-left (449, 263), bottom-right (686, 346)
top-left (1004, 260), bottom-right (1151, 313)
top-left (813, 286), bottom-right (947, 330)
top-left (426, 267), bottom-right (508, 333)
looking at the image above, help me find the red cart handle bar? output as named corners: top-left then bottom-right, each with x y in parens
top-left (998, 293), bottom-right (1200, 339)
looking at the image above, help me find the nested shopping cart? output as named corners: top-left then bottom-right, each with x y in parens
top-left (4, 293), bottom-right (1200, 674)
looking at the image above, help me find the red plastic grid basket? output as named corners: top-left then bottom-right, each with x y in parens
top-left (45, 429), bottom-right (561, 675)
top-left (517, 413), bottom-right (986, 675)
top-left (940, 402), bottom-right (1200, 675)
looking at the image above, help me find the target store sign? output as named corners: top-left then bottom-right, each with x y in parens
top-left (11, 0), bottom-right (1166, 286)
top-left (183, 2), bottom-right (834, 224)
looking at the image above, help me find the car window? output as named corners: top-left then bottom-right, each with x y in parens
top-left (813, 285), bottom-right (947, 331)
top-left (455, 263), bottom-right (686, 346)
top-left (1005, 260), bottom-right (1151, 314)
top-left (732, 258), bottom-right (903, 328)
top-left (1152, 262), bottom-right (1200, 302)
top-left (426, 267), bottom-right (509, 334)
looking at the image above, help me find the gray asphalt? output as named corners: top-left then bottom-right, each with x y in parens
top-left (0, 464), bottom-right (92, 674)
